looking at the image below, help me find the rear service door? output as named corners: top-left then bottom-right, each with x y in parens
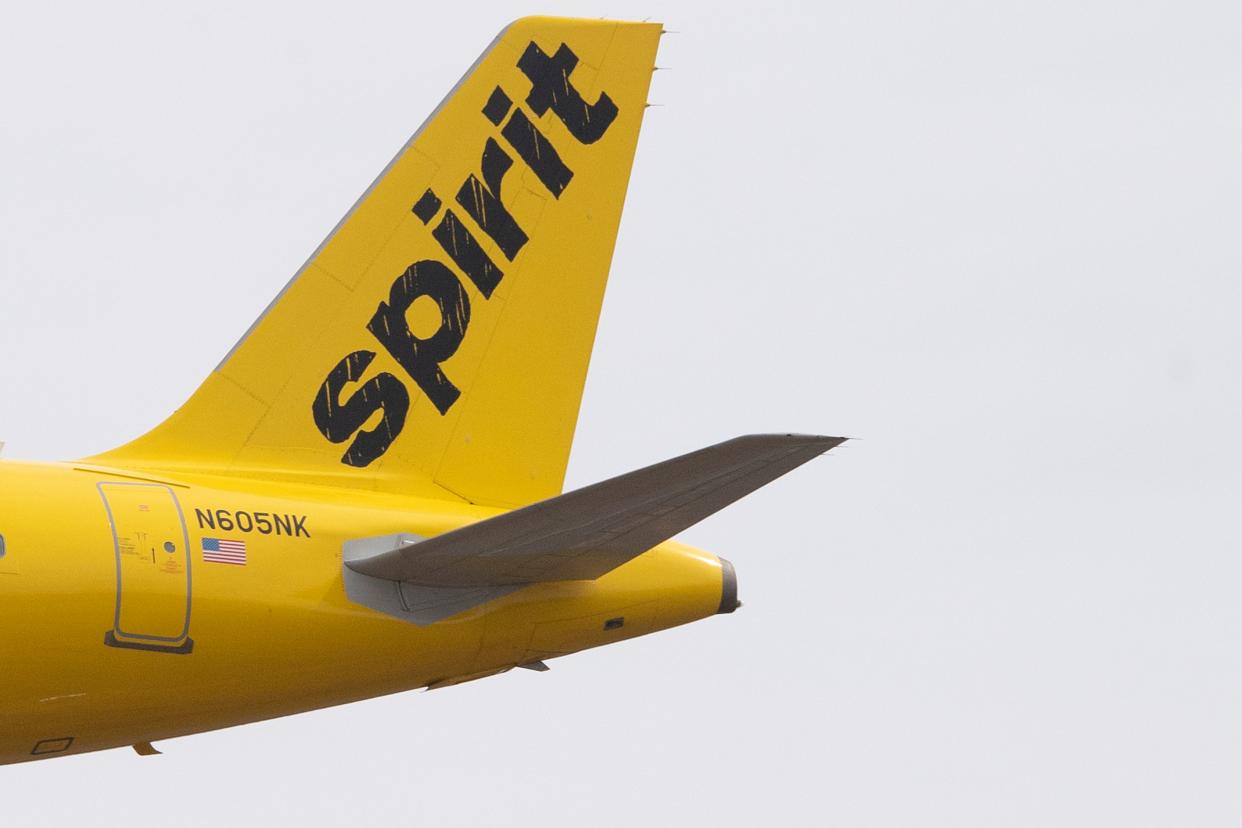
top-left (99, 482), bottom-right (193, 653)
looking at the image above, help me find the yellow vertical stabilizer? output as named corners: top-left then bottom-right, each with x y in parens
top-left (87, 17), bottom-right (663, 506)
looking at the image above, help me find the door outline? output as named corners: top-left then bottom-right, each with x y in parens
top-left (98, 482), bottom-right (194, 654)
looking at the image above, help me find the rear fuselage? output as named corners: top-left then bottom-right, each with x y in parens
top-left (0, 459), bottom-right (727, 764)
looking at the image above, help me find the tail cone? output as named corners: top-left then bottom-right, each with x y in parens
top-left (717, 557), bottom-right (741, 614)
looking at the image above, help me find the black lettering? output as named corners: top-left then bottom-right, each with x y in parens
top-left (412, 188), bottom-right (442, 223)
top-left (195, 508), bottom-right (215, 531)
top-left (367, 260), bottom-right (470, 415)
top-left (293, 515), bottom-right (310, 538)
top-left (275, 514), bottom-right (293, 536)
top-left (517, 42), bottom-right (618, 145)
top-left (482, 86), bottom-right (512, 126)
top-left (236, 511), bottom-right (253, 532)
top-left (216, 510), bottom-right (234, 531)
top-left (254, 513), bottom-right (273, 535)
top-left (501, 107), bottom-right (573, 198)
top-left (312, 350), bottom-right (410, 468)
top-left (456, 139), bottom-right (527, 260)
top-left (431, 209), bottom-right (503, 298)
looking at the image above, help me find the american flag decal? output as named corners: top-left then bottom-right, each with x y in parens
top-left (202, 537), bottom-right (247, 565)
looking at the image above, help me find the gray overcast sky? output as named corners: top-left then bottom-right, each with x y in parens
top-left (1, 1), bottom-right (1240, 825)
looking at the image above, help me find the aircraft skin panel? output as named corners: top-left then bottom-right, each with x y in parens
top-left (98, 482), bottom-right (194, 652)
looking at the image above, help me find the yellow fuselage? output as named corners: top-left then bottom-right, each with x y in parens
top-left (0, 459), bottom-right (726, 764)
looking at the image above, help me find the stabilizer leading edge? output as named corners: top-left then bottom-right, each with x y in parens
top-left (342, 434), bottom-right (844, 623)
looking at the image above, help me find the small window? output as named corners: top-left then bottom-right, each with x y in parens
top-left (603, 617), bottom-right (624, 631)
top-left (0, 534), bottom-right (6, 559)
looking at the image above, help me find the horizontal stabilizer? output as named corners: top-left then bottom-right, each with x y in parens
top-left (346, 434), bottom-right (845, 588)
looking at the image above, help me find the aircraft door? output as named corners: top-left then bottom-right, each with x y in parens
top-left (99, 482), bottom-right (194, 654)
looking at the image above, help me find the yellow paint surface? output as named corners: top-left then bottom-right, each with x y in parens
top-left (0, 460), bottom-right (725, 764)
top-left (0, 18), bottom-right (740, 765)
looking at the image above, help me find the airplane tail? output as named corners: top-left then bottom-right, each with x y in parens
top-left (86, 17), bottom-right (663, 507)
